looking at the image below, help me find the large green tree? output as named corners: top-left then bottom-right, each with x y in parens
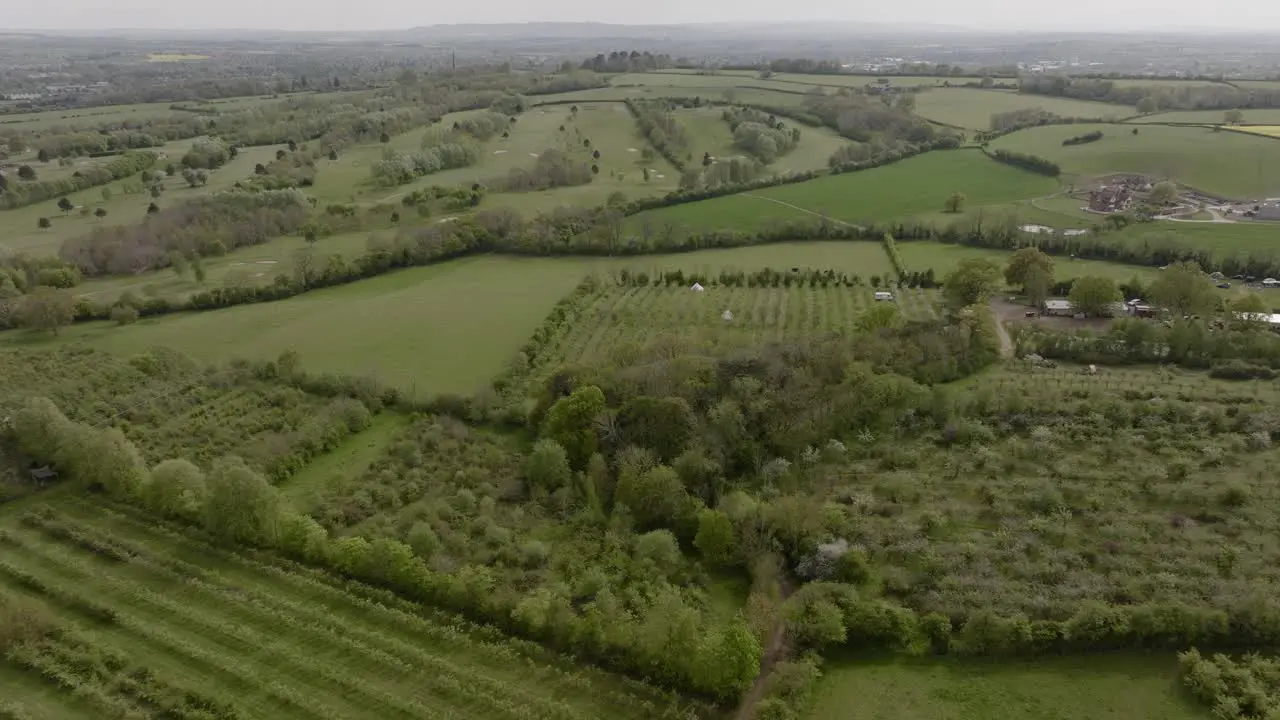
top-left (1068, 276), bottom-right (1122, 317)
top-left (543, 385), bottom-right (606, 470)
top-left (616, 396), bottom-right (695, 462)
top-left (142, 459), bottom-right (207, 519)
top-left (943, 258), bottom-right (1002, 307)
top-left (202, 458), bottom-right (282, 546)
top-left (1004, 247), bottom-right (1055, 292)
top-left (1149, 261), bottom-right (1219, 317)
top-left (18, 287), bottom-right (75, 335)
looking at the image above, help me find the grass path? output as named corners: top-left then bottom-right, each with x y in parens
top-left (280, 412), bottom-right (410, 510)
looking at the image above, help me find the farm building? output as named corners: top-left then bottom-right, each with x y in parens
top-left (1257, 202), bottom-right (1280, 221)
top-left (1088, 187), bottom-right (1132, 213)
top-left (1043, 299), bottom-right (1073, 316)
top-left (1263, 278), bottom-right (1280, 289)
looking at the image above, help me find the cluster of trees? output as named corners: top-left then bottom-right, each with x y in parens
top-left (451, 111), bottom-right (511, 141)
top-left (678, 157), bottom-right (766, 191)
top-left (1179, 649), bottom-right (1280, 719)
top-left (802, 91), bottom-right (939, 144)
top-left (723, 108), bottom-right (800, 163)
top-left (369, 142), bottom-right (480, 187)
top-left (579, 51), bottom-right (673, 73)
top-left (59, 189), bottom-right (311, 275)
top-left (400, 185), bottom-right (482, 214)
top-left (0, 150), bottom-right (157, 210)
top-left (1020, 74), bottom-right (1280, 111)
top-left (489, 149), bottom-right (594, 193)
top-left (1062, 130), bottom-right (1104, 146)
top-left (180, 137), bottom-right (231, 170)
top-left (628, 100), bottom-right (689, 171)
top-left (247, 149), bottom-right (316, 190)
top-left (985, 149), bottom-right (1061, 176)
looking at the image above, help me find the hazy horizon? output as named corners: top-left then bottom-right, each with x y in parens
top-left (5, 1), bottom-right (1280, 34)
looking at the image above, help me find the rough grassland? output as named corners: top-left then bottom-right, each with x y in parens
top-left (805, 654), bottom-right (1208, 720)
top-left (0, 498), bottom-right (692, 720)
top-left (0, 141), bottom-right (285, 257)
top-left (626, 150), bottom-right (1059, 233)
top-left (913, 88), bottom-right (1125, 129)
top-left (989, 123), bottom-right (1280, 198)
top-left (1107, 219), bottom-right (1280, 256)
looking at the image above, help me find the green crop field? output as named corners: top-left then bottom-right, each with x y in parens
top-left (625, 149), bottom-right (1060, 234)
top-left (0, 140), bottom-right (284, 257)
top-left (913, 88), bottom-right (1126, 129)
top-left (989, 123), bottom-right (1280, 198)
top-left (805, 654), bottom-right (1208, 720)
top-left (0, 499), bottom-right (692, 720)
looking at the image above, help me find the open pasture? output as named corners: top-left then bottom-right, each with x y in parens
top-left (0, 141), bottom-right (285, 257)
top-left (625, 149), bottom-right (1060, 235)
top-left (0, 499), bottom-right (692, 720)
top-left (1106, 219), bottom-right (1280, 259)
top-left (805, 653), bottom-right (1208, 720)
top-left (989, 123), bottom-right (1280, 198)
top-left (913, 88), bottom-right (1125, 129)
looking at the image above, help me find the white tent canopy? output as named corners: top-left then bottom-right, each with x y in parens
top-left (690, 283), bottom-right (704, 292)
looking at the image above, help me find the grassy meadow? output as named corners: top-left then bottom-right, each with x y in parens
top-left (989, 123), bottom-right (1280, 198)
top-left (805, 654), bottom-right (1209, 720)
top-left (625, 149), bottom-right (1060, 234)
top-left (913, 88), bottom-right (1125, 129)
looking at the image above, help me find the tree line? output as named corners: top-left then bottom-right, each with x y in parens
top-left (984, 148), bottom-right (1061, 176)
top-left (1020, 74), bottom-right (1280, 111)
top-left (0, 151), bottom-right (157, 211)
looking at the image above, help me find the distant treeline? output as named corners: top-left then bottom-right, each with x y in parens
top-left (1020, 74), bottom-right (1280, 110)
top-left (579, 51), bottom-right (673, 73)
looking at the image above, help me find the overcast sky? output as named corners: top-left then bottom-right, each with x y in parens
top-left (8, 0), bottom-right (1280, 32)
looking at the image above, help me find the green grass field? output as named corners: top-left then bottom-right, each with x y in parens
top-left (806, 654), bottom-right (1209, 720)
top-left (0, 140), bottom-right (284, 257)
top-left (1107, 219), bottom-right (1280, 257)
top-left (310, 103), bottom-right (681, 208)
top-left (626, 150), bottom-right (1060, 234)
top-left (989, 123), bottom-right (1280, 198)
top-left (913, 88), bottom-right (1125, 129)
top-left (0, 498), bottom-right (691, 720)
